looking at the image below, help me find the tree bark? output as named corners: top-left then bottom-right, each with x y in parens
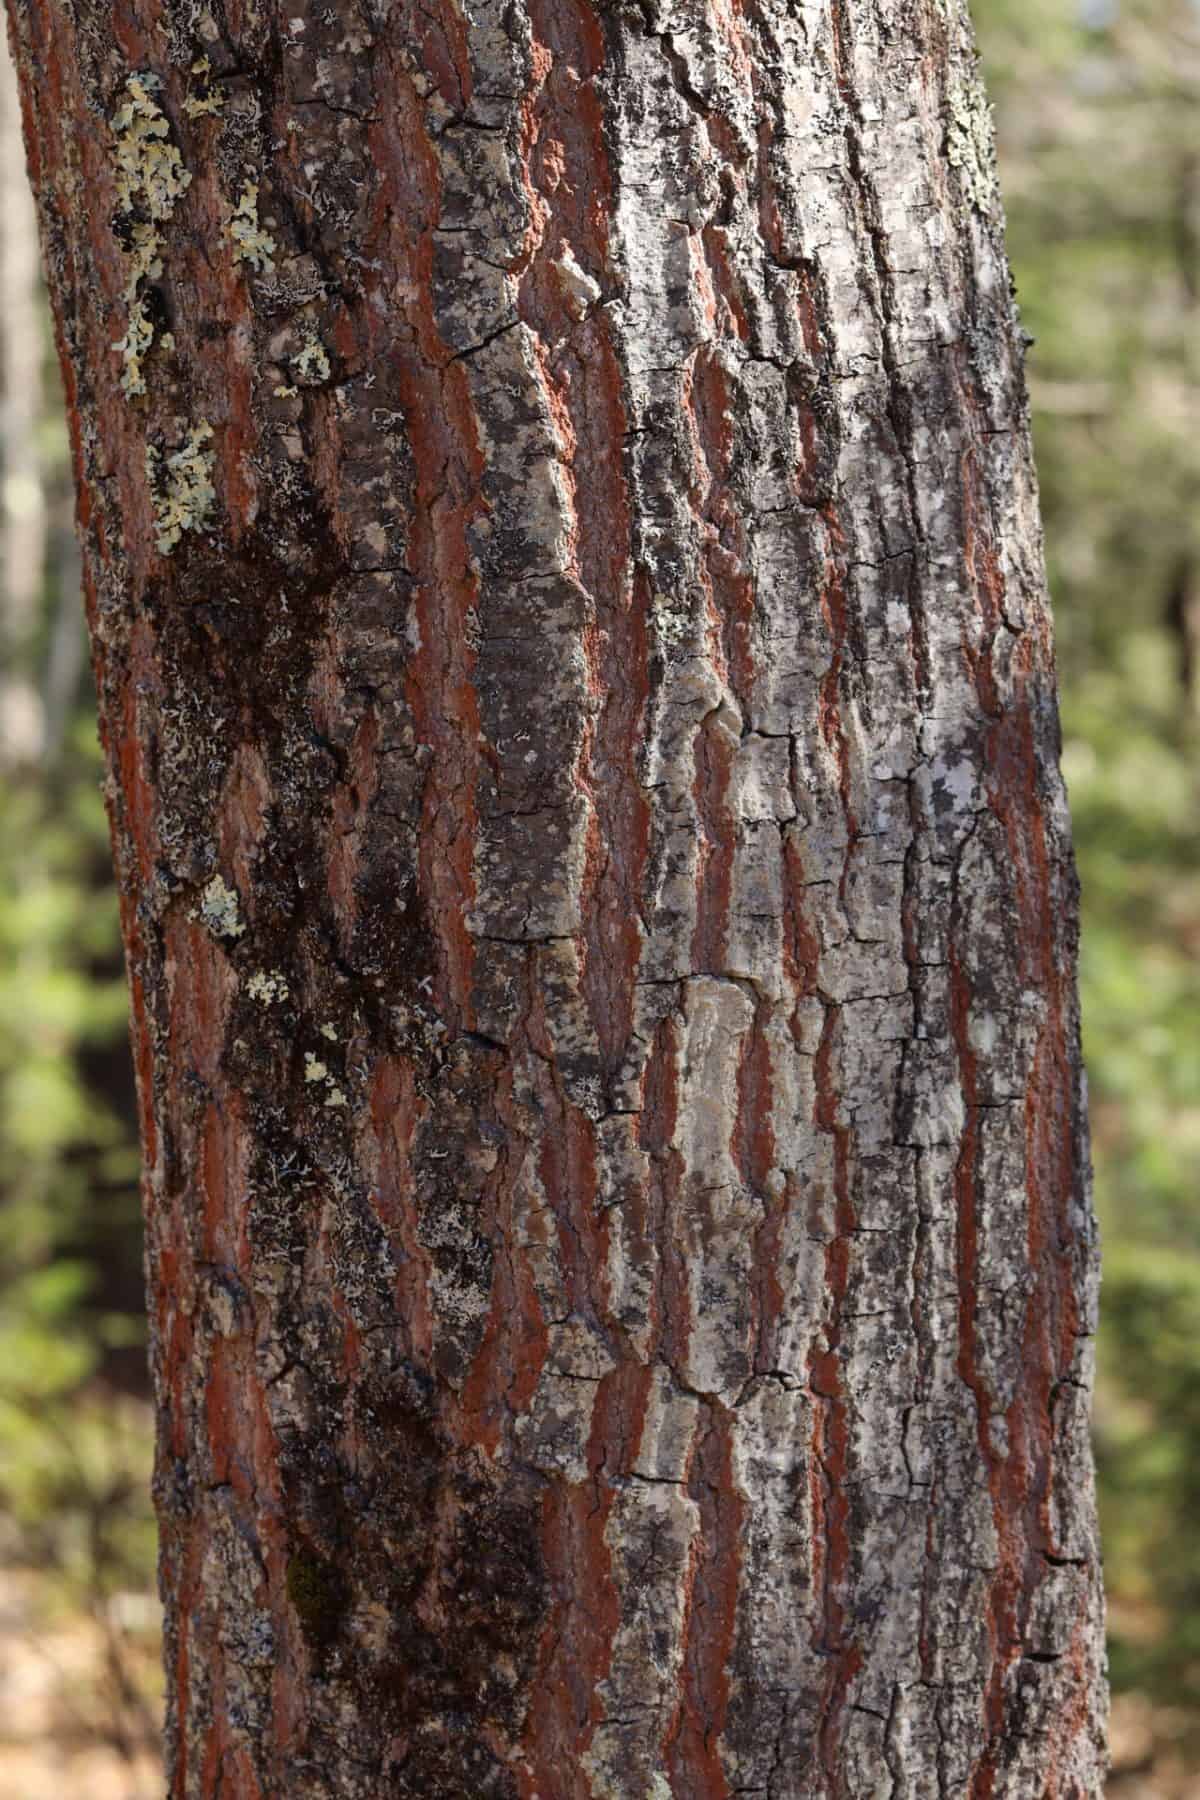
top-left (4, 0), bottom-right (1107, 1794)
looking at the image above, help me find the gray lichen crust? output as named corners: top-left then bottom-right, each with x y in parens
top-left (947, 67), bottom-right (1003, 216)
top-left (194, 871), bottom-right (244, 940)
top-left (6, 0), bottom-right (1106, 1794)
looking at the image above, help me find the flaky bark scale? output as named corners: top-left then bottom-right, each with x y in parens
top-left (5, 0), bottom-right (1107, 1793)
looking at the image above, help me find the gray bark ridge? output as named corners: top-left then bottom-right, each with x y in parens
top-left (5, 0), bottom-right (1106, 1793)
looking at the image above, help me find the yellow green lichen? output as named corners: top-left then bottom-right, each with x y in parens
top-left (292, 333), bottom-right (331, 386)
top-left (247, 969), bottom-right (289, 1003)
top-left (111, 288), bottom-right (157, 400)
top-left (111, 72), bottom-right (191, 220)
top-left (146, 421), bottom-right (215, 554)
top-left (109, 74), bottom-right (191, 397)
top-left (304, 1040), bottom-right (349, 1107)
top-left (228, 181), bottom-right (277, 274)
top-left (183, 56), bottom-right (224, 120)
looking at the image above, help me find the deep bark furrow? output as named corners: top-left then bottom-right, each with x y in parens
top-left (5, 0), bottom-right (1105, 1793)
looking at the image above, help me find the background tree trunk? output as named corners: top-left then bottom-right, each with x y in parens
top-left (0, 28), bottom-right (46, 766)
top-left (4, 0), bottom-right (1106, 1793)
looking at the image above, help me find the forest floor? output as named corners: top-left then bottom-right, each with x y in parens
top-left (0, 1569), bottom-right (161, 1799)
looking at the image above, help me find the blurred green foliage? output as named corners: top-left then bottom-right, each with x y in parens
top-left (977, 0), bottom-right (1200, 1719)
top-left (0, 349), bottom-right (156, 1712)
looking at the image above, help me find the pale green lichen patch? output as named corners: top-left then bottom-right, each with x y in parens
top-left (111, 283), bottom-right (157, 400)
top-left (946, 71), bottom-right (1000, 217)
top-left (109, 74), bottom-right (191, 397)
top-left (146, 422), bottom-right (215, 554)
top-left (247, 969), bottom-right (290, 1003)
top-left (229, 181), bottom-right (277, 273)
top-left (304, 1054), bottom-right (328, 1084)
top-left (111, 73), bottom-right (191, 219)
top-left (292, 333), bottom-right (331, 386)
top-left (195, 873), bottom-right (245, 939)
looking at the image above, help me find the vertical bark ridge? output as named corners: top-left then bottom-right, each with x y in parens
top-left (5, 0), bottom-right (1106, 1793)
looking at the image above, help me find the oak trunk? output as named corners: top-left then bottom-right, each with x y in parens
top-left (5, 0), bottom-right (1106, 1793)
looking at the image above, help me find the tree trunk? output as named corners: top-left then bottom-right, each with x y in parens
top-left (4, 0), bottom-right (1107, 1793)
top-left (0, 26), bottom-right (46, 764)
